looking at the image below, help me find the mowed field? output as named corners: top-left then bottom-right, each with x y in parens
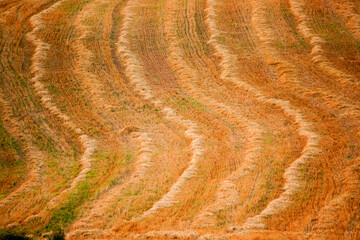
top-left (0, 0), bottom-right (360, 239)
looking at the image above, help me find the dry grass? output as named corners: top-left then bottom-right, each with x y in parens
top-left (332, 0), bottom-right (360, 41)
top-left (289, 0), bottom-right (360, 90)
top-left (163, 0), bottom-right (264, 228)
top-left (26, 0), bottom-right (97, 216)
top-left (1, 0), bottom-right (359, 239)
top-left (0, 90), bottom-right (43, 210)
top-left (0, 0), bottom-right (86, 227)
top-left (116, 0), bottom-right (208, 223)
top-left (68, 132), bottom-right (154, 237)
top-left (206, 0), bottom-right (321, 231)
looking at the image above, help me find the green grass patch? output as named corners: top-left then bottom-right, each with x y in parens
top-left (59, 0), bottom-right (92, 16)
top-left (165, 96), bottom-right (207, 112)
top-left (0, 120), bottom-right (25, 196)
top-left (43, 147), bottom-right (133, 233)
top-left (45, 181), bottom-right (92, 232)
top-left (280, 5), bottom-right (308, 50)
top-left (310, 10), bottom-right (360, 54)
top-left (0, 120), bottom-right (22, 163)
top-left (215, 209), bottom-right (229, 227)
top-left (249, 158), bottom-right (287, 214)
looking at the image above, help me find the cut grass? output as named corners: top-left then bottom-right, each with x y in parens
top-left (309, 6), bottom-right (360, 55)
top-left (0, 120), bottom-right (25, 198)
top-left (45, 181), bottom-right (92, 232)
top-left (1, 0), bottom-right (359, 238)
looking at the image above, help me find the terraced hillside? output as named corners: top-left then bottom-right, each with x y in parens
top-left (0, 0), bottom-right (359, 239)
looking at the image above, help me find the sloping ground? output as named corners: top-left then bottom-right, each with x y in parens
top-left (0, 0), bottom-right (359, 239)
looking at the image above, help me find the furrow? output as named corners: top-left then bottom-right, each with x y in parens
top-left (334, 0), bottom-right (360, 41)
top-left (193, 122), bottom-right (262, 228)
top-left (164, 0), bottom-right (263, 228)
top-left (0, 0), bottom-right (80, 225)
top-left (69, 230), bottom-right (199, 239)
top-left (0, 91), bottom-right (43, 209)
top-left (289, 0), bottom-right (360, 89)
top-left (131, 230), bottom-right (199, 239)
top-left (307, 160), bottom-right (360, 239)
top-left (0, 0), bottom-right (22, 22)
top-left (73, 0), bottom-right (114, 112)
top-left (221, 0), bottom-right (360, 123)
top-left (117, 0), bottom-right (205, 220)
top-left (236, 0), bottom-right (360, 234)
top-left (73, 229), bottom-right (303, 240)
top-left (206, 0), bottom-right (321, 230)
top-left (68, 132), bottom-right (154, 237)
top-left (230, 0), bottom-right (360, 123)
top-left (72, 0), bottom-right (141, 131)
top-left (25, 0), bottom-right (96, 211)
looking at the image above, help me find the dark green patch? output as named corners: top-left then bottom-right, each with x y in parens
top-left (0, 229), bottom-right (31, 240)
top-left (45, 182), bottom-right (91, 232)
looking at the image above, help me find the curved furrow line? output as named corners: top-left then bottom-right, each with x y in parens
top-left (68, 132), bottom-right (154, 238)
top-left (0, 0), bottom-right (65, 221)
top-left (134, 107), bottom-right (204, 220)
top-left (202, 230), bottom-right (304, 240)
top-left (164, 0), bottom-right (264, 228)
top-left (242, 1), bottom-right (359, 234)
top-left (243, 0), bottom-right (360, 234)
top-left (27, 0), bottom-right (81, 134)
top-left (182, 1), bottom-right (210, 72)
top-left (88, 229), bottom-right (303, 240)
top-left (131, 230), bottom-right (198, 239)
top-left (0, 0), bottom-right (20, 11)
top-left (206, 0), bottom-right (321, 230)
top-left (25, 0), bottom-right (96, 211)
top-left (73, 0), bottom-right (114, 113)
top-left (77, 230), bottom-right (199, 239)
top-left (0, 2), bottom-right (23, 62)
top-left (333, 0), bottom-right (360, 41)
top-left (307, 159), bottom-right (360, 239)
top-left (0, 0), bottom-right (22, 22)
top-left (232, 0), bottom-right (360, 123)
top-left (289, 0), bottom-right (360, 89)
top-left (0, 0), bottom-right (80, 224)
top-left (193, 123), bottom-right (261, 228)
top-left (72, 0), bottom-right (143, 131)
top-left (113, 0), bottom-right (240, 232)
top-left (117, 0), bottom-right (205, 220)
top-left (68, 0), bottom-right (177, 235)
top-left (54, 0), bottom-right (166, 235)
top-left (0, 91), bottom-right (43, 209)
top-left (70, 0), bottom-right (140, 136)
top-left (224, 1), bottom-right (360, 122)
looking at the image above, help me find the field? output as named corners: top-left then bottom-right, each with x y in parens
top-left (0, 0), bottom-right (359, 239)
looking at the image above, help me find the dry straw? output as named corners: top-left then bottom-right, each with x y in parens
top-left (289, 0), bottom-right (360, 89)
top-left (206, 0), bottom-right (321, 230)
top-left (234, 0), bottom-right (360, 123)
top-left (334, 0), bottom-right (360, 40)
top-left (163, 0), bottom-right (264, 228)
top-left (0, 92), bottom-right (43, 210)
top-left (73, 0), bottom-right (113, 112)
top-left (68, 132), bottom-right (154, 237)
top-left (117, 0), bottom-right (205, 220)
top-left (131, 230), bottom-right (198, 239)
top-left (25, 0), bottom-right (96, 214)
top-left (307, 160), bottom-right (360, 239)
